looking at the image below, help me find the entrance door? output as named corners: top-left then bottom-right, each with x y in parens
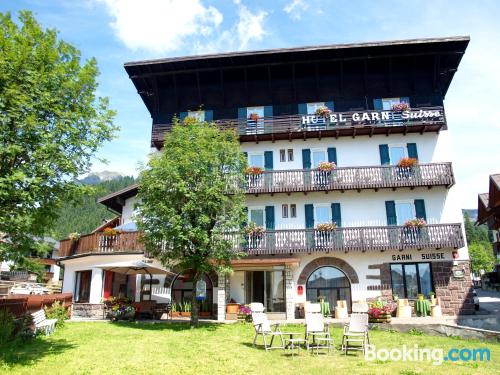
top-left (75, 270), bottom-right (92, 303)
top-left (245, 270), bottom-right (285, 312)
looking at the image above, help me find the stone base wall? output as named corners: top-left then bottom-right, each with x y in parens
top-left (72, 303), bottom-right (105, 319)
top-left (378, 260), bottom-right (475, 315)
top-left (284, 265), bottom-right (294, 320)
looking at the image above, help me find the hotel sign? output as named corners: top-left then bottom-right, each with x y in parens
top-left (301, 109), bottom-right (442, 126)
top-left (390, 251), bottom-right (451, 263)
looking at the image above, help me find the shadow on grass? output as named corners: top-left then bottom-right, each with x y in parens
top-left (111, 321), bottom-right (221, 332)
top-left (0, 336), bottom-right (76, 367)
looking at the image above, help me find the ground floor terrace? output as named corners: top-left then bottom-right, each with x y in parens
top-left (60, 243), bottom-right (475, 320)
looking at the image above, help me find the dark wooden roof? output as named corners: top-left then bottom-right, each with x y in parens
top-left (98, 184), bottom-right (139, 213)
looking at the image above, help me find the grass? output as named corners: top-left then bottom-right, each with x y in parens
top-left (1, 321), bottom-right (499, 375)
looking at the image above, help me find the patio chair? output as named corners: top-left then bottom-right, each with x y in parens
top-left (335, 300), bottom-right (348, 319)
top-left (341, 313), bottom-right (369, 355)
top-left (250, 303), bottom-right (285, 351)
top-left (305, 304), bottom-right (333, 352)
top-left (431, 297), bottom-right (442, 317)
top-left (396, 298), bottom-right (412, 318)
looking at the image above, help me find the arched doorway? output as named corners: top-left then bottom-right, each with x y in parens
top-left (306, 266), bottom-right (352, 311)
top-left (171, 272), bottom-right (214, 314)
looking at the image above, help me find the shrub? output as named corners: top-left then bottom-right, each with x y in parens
top-left (14, 313), bottom-right (35, 340)
top-left (44, 301), bottom-right (68, 327)
top-left (0, 310), bottom-right (15, 345)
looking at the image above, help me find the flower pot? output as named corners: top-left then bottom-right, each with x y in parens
top-left (180, 312), bottom-right (191, 317)
top-left (199, 311), bottom-right (211, 317)
top-left (369, 313), bottom-right (391, 323)
top-left (226, 303), bottom-right (240, 314)
top-left (171, 312), bottom-right (180, 318)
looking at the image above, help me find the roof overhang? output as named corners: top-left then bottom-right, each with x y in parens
top-left (98, 184), bottom-right (139, 214)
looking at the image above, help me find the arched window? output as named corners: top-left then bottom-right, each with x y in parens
top-left (172, 272), bottom-right (213, 312)
top-left (306, 266), bottom-right (351, 311)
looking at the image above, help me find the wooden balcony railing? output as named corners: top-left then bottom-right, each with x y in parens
top-left (224, 224), bottom-right (464, 255)
top-left (152, 106), bottom-right (446, 147)
top-left (59, 231), bottom-right (145, 258)
top-left (59, 224), bottom-right (464, 257)
top-left (232, 163), bottom-right (454, 194)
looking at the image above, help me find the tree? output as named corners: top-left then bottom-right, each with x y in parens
top-left (468, 241), bottom-right (495, 275)
top-left (0, 11), bottom-right (116, 264)
top-left (137, 119), bottom-right (246, 326)
top-left (463, 212), bottom-right (490, 244)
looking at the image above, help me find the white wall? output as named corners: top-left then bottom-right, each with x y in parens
top-left (241, 133), bottom-right (450, 169)
top-left (122, 196), bottom-right (139, 224)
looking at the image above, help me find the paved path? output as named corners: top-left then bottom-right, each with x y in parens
top-left (476, 288), bottom-right (500, 315)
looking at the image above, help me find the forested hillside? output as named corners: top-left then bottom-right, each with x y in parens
top-left (52, 175), bottom-right (135, 240)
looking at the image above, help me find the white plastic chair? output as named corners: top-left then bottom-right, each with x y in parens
top-left (342, 313), bottom-right (369, 355)
top-left (305, 307), bottom-right (333, 352)
top-left (250, 303), bottom-right (285, 351)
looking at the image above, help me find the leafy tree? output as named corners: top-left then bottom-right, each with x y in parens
top-left (468, 241), bottom-right (495, 275)
top-left (0, 11), bottom-right (116, 264)
top-left (463, 212), bottom-right (490, 244)
top-left (137, 119), bottom-right (246, 326)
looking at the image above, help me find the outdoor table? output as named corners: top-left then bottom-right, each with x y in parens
top-left (415, 299), bottom-right (431, 317)
top-left (284, 332), bottom-right (304, 348)
top-left (319, 301), bottom-right (331, 317)
top-left (287, 338), bottom-right (307, 356)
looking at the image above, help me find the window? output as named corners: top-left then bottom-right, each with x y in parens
top-left (382, 98), bottom-right (407, 110)
top-left (245, 270), bottom-right (285, 312)
top-left (249, 153), bottom-right (264, 168)
top-left (390, 263), bottom-right (434, 299)
top-left (307, 102), bottom-right (325, 114)
top-left (290, 204), bottom-right (297, 218)
top-left (280, 149), bottom-right (286, 162)
top-left (282, 204), bottom-right (288, 218)
top-left (306, 266), bottom-right (351, 312)
top-left (395, 201), bottom-right (414, 225)
top-left (187, 110), bottom-right (205, 121)
top-left (389, 144), bottom-right (407, 164)
top-left (287, 149), bottom-right (294, 162)
top-left (249, 208), bottom-right (265, 227)
top-left (314, 205), bottom-right (330, 224)
top-left (312, 149), bottom-right (327, 168)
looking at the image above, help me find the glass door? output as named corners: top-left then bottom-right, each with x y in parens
top-left (245, 270), bottom-right (285, 312)
top-left (75, 270), bottom-right (92, 303)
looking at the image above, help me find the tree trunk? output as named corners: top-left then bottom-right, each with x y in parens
top-left (190, 271), bottom-right (201, 327)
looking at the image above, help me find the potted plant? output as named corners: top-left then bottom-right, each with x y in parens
top-left (199, 300), bottom-right (211, 317)
top-left (244, 222), bottom-right (265, 236)
top-left (103, 227), bottom-right (119, 236)
top-left (397, 157), bottom-right (418, 168)
top-left (318, 295), bottom-right (326, 303)
top-left (226, 298), bottom-right (240, 314)
top-left (180, 301), bottom-right (192, 317)
top-left (317, 161), bottom-right (336, 171)
top-left (429, 292), bottom-right (437, 306)
top-left (238, 305), bottom-right (252, 322)
top-left (315, 223), bottom-right (336, 231)
top-left (315, 106), bottom-right (332, 118)
top-left (418, 294), bottom-right (425, 301)
top-left (391, 103), bottom-right (410, 112)
top-left (105, 297), bottom-right (136, 321)
top-left (368, 298), bottom-right (395, 323)
top-left (392, 294), bottom-right (399, 302)
top-left (404, 218), bottom-right (426, 229)
top-left (248, 112), bottom-right (259, 121)
top-left (245, 166), bottom-right (264, 175)
top-left (171, 301), bottom-right (180, 318)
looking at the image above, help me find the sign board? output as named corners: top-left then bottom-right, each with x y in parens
top-left (389, 251), bottom-right (452, 263)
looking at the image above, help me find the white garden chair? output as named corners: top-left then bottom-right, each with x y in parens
top-left (341, 313), bottom-right (369, 355)
top-left (250, 303), bottom-right (285, 351)
top-left (31, 309), bottom-right (57, 335)
top-left (305, 304), bottom-right (333, 353)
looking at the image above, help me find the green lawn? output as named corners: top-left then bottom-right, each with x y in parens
top-left (1, 322), bottom-right (499, 375)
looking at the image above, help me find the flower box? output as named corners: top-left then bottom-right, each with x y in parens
top-left (315, 106), bottom-right (332, 117)
top-left (180, 312), bottom-right (191, 317)
top-left (397, 157), bottom-right (418, 168)
top-left (369, 312), bottom-right (392, 323)
top-left (226, 303), bottom-right (240, 314)
top-left (317, 161), bottom-right (336, 171)
top-left (248, 113), bottom-right (259, 121)
top-left (404, 218), bottom-right (426, 228)
top-left (391, 103), bottom-right (410, 112)
top-left (316, 223), bottom-right (336, 232)
top-left (171, 311), bottom-right (180, 318)
top-left (245, 166), bottom-right (264, 175)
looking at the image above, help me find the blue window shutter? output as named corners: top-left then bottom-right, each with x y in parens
top-left (264, 151), bottom-right (273, 170)
top-left (400, 97), bottom-right (410, 104)
top-left (302, 149), bottom-right (311, 169)
top-left (385, 201), bottom-right (397, 226)
top-left (264, 106), bottom-right (273, 117)
top-left (327, 147), bottom-right (337, 164)
top-left (238, 108), bottom-right (247, 119)
top-left (205, 110), bottom-right (213, 121)
top-left (373, 99), bottom-right (383, 110)
top-left (407, 143), bottom-right (419, 160)
top-left (298, 103), bottom-right (308, 115)
top-left (379, 144), bottom-right (390, 165)
top-left (331, 203), bottom-right (342, 227)
top-left (414, 199), bottom-right (427, 221)
top-left (179, 112), bottom-right (188, 121)
top-left (305, 204), bottom-right (314, 228)
top-left (325, 101), bottom-right (334, 111)
top-left (265, 206), bottom-right (275, 230)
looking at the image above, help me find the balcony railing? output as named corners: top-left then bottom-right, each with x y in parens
top-left (60, 223), bottom-right (464, 258)
top-left (233, 163), bottom-right (454, 194)
top-left (226, 224), bottom-right (464, 255)
top-left (59, 231), bottom-right (145, 258)
top-left (152, 106), bottom-right (446, 147)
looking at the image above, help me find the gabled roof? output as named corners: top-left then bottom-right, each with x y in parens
top-left (98, 184), bottom-right (139, 214)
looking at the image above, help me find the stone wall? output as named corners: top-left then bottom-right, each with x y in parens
top-left (217, 274), bottom-right (229, 321)
top-left (284, 265), bottom-right (294, 320)
top-left (72, 303), bottom-right (105, 319)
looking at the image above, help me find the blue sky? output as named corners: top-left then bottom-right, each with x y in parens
top-left (1, 0), bottom-right (499, 208)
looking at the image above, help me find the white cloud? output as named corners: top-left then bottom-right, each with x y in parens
top-left (283, 0), bottom-right (308, 20)
top-left (236, 5), bottom-right (267, 49)
top-left (97, 0), bottom-right (223, 53)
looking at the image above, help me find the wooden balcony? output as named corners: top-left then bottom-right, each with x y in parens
top-left (59, 231), bottom-right (145, 258)
top-left (152, 106), bottom-right (446, 148)
top-left (59, 224), bottom-right (464, 257)
top-left (225, 224), bottom-right (465, 255)
top-left (235, 163), bottom-right (454, 195)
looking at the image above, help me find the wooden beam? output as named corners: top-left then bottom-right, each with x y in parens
top-left (219, 70), bottom-right (225, 106)
top-left (196, 71), bottom-right (201, 104)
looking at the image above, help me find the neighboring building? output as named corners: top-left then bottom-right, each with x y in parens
top-left (59, 37), bottom-right (475, 319)
top-left (477, 174), bottom-right (500, 262)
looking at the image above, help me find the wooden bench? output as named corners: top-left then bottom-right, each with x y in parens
top-left (31, 309), bottom-right (57, 335)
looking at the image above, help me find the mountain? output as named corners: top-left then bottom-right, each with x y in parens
top-left (80, 171), bottom-right (125, 185)
top-left (52, 175), bottom-right (136, 239)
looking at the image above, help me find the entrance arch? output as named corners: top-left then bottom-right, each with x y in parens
top-left (171, 271), bottom-right (214, 314)
top-left (306, 266), bottom-right (352, 312)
